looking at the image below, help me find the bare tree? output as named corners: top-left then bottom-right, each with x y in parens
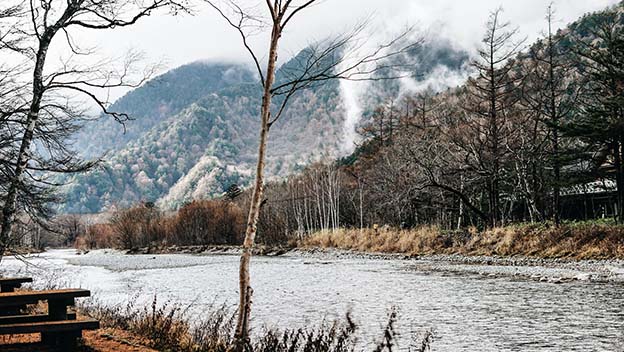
top-left (392, 94), bottom-right (492, 226)
top-left (56, 214), bottom-right (85, 246)
top-left (0, 0), bottom-right (188, 261)
top-left (462, 8), bottom-right (525, 227)
top-left (204, 0), bottom-right (417, 347)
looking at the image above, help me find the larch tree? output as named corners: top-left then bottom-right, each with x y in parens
top-left (203, 0), bottom-right (417, 348)
top-left (401, 10), bottom-right (526, 228)
top-left (463, 8), bottom-right (525, 227)
top-left (0, 0), bottom-right (189, 261)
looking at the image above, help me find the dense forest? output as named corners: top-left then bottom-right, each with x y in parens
top-left (261, 5), bottom-right (624, 230)
top-left (249, 4), bottom-right (624, 234)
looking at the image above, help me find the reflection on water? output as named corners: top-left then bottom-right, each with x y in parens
top-left (2, 249), bottom-right (623, 351)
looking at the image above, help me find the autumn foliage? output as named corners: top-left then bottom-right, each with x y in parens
top-left (169, 200), bottom-right (244, 246)
top-left (77, 200), bottom-right (245, 249)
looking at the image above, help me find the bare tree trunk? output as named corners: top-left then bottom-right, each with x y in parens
top-left (457, 173), bottom-right (464, 229)
top-left (203, 2), bottom-right (416, 348)
top-left (614, 141), bottom-right (624, 224)
top-left (233, 22), bottom-right (280, 350)
top-left (547, 8), bottom-right (561, 226)
top-left (359, 180), bottom-right (364, 230)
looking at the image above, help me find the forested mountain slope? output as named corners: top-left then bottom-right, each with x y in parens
top-left (61, 38), bottom-right (470, 213)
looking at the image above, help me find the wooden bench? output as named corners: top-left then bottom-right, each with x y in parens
top-left (0, 312), bottom-right (77, 325)
top-left (0, 289), bottom-right (98, 351)
top-left (0, 278), bottom-right (32, 293)
top-left (0, 289), bottom-right (90, 318)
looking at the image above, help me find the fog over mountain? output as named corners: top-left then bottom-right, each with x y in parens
top-left (62, 36), bottom-right (470, 213)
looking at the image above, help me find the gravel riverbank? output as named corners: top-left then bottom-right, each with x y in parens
top-left (285, 248), bottom-right (624, 284)
top-left (113, 245), bottom-right (624, 284)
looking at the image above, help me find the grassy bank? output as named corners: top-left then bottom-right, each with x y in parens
top-left (302, 222), bottom-right (624, 259)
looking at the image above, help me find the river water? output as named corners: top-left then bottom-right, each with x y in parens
top-left (1, 249), bottom-right (623, 351)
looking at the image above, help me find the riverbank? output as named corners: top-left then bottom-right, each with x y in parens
top-left (303, 222), bottom-right (624, 260)
top-left (110, 222), bottom-right (624, 283)
top-left (97, 245), bottom-right (624, 284)
top-left (26, 299), bottom-right (409, 352)
top-left (0, 327), bottom-right (157, 352)
top-left (1, 280), bottom-right (415, 352)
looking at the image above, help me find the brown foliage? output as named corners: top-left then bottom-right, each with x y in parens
top-left (169, 200), bottom-right (244, 246)
top-left (78, 223), bottom-right (116, 250)
top-left (83, 201), bottom-right (245, 249)
top-left (110, 205), bottom-right (164, 249)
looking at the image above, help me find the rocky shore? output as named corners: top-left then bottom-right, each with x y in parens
top-left (122, 244), bottom-right (292, 256)
top-left (115, 245), bottom-right (624, 284)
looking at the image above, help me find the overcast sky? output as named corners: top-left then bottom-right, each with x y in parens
top-left (65, 0), bottom-right (619, 73)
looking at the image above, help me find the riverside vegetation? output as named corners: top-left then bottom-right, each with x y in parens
top-left (303, 222), bottom-right (624, 260)
top-left (63, 199), bottom-right (624, 260)
top-left (78, 297), bottom-right (434, 352)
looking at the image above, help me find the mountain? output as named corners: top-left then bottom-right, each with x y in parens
top-left (74, 62), bottom-right (257, 159)
top-left (60, 38), bottom-right (471, 213)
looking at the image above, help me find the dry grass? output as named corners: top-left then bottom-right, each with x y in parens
top-left (80, 296), bottom-right (431, 352)
top-left (303, 222), bottom-right (624, 259)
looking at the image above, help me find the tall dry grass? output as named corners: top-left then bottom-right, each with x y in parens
top-left (303, 222), bottom-right (624, 259)
top-left (81, 296), bottom-right (432, 352)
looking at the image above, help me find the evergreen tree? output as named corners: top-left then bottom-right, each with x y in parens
top-left (567, 9), bottom-right (624, 222)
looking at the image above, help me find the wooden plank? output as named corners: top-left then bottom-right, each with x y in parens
top-left (0, 289), bottom-right (90, 307)
top-left (0, 314), bottom-right (49, 325)
top-left (0, 313), bottom-right (76, 325)
top-left (0, 319), bottom-right (99, 335)
top-left (0, 278), bottom-right (32, 285)
top-left (0, 278), bottom-right (32, 293)
top-left (0, 278), bottom-right (33, 285)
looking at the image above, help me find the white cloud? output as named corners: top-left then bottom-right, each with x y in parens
top-left (65, 0), bottom-right (620, 71)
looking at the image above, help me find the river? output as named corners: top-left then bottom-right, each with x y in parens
top-left (1, 249), bottom-right (623, 351)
